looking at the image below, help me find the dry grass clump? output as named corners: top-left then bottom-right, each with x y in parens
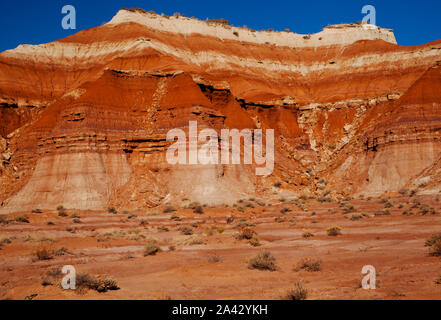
top-left (15, 216), bottom-right (29, 223)
top-left (249, 236), bottom-right (261, 247)
top-left (294, 258), bottom-right (322, 272)
top-left (248, 251), bottom-right (277, 271)
top-left (76, 273), bottom-right (119, 293)
top-left (144, 240), bottom-right (161, 256)
top-left (281, 281), bottom-right (308, 300)
top-left (327, 226), bottom-right (342, 236)
top-left (163, 206), bottom-right (177, 213)
top-left (35, 248), bottom-right (53, 261)
top-left (425, 233), bottom-right (441, 256)
top-left (179, 226), bottom-right (194, 235)
top-left (207, 254), bottom-right (222, 263)
top-left (235, 227), bottom-right (256, 240)
top-left (302, 231), bottom-right (314, 238)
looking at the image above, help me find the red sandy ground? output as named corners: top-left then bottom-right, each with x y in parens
top-left (0, 195), bottom-right (440, 300)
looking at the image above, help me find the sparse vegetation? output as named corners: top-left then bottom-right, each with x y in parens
top-left (15, 216), bottom-right (30, 223)
top-left (208, 254), bottom-right (222, 263)
top-left (180, 226), bottom-right (194, 235)
top-left (75, 273), bottom-right (119, 293)
top-left (425, 233), bottom-right (441, 256)
top-left (164, 206), bottom-right (177, 214)
top-left (282, 281), bottom-right (308, 300)
top-left (248, 251), bottom-right (277, 271)
top-left (327, 226), bottom-right (342, 236)
top-left (235, 227), bottom-right (256, 240)
top-left (35, 248), bottom-right (53, 261)
top-left (144, 240), bottom-right (161, 256)
top-left (302, 231), bottom-right (314, 238)
top-left (294, 258), bottom-right (322, 272)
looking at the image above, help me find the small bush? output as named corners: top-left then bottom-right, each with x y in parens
top-left (144, 240), bottom-right (161, 256)
top-left (235, 227), bottom-right (256, 240)
top-left (32, 209), bottom-right (42, 214)
top-left (295, 258), bottom-right (322, 272)
top-left (72, 218), bottom-right (81, 224)
top-left (164, 206), bottom-right (177, 214)
top-left (249, 236), bottom-right (261, 247)
top-left (280, 207), bottom-right (291, 214)
top-left (282, 281), bottom-right (308, 300)
top-left (35, 248), bottom-right (53, 261)
top-left (15, 216), bottom-right (30, 223)
top-left (180, 226), bottom-right (194, 235)
top-left (107, 207), bottom-right (117, 214)
top-left (208, 254), bottom-right (222, 263)
top-left (193, 206), bottom-right (204, 214)
top-left (302, 231), bottom-right (314, 238)
top-left (327, 226), bottom-right (342, 236)
top-left (248, 251), bottom-right (277, 271)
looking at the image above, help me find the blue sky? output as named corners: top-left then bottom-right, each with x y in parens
top-left (0, 0), bottom-right (439, 52)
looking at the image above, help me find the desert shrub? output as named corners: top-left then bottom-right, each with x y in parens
top-left (429, 241), bottom-right (441, 256)
top-left (425, 233), bottom-right (441, 247)
top-left (0, 216), bottom-right (10, 225)
top-left (399, 189), bottom-right (408, 195)
top-left (35, 248), bottom-right (53, 261)
top-left (72, 218), bottom-right (81, 224)
top-left (327, 226), bottom-right (342, 236)
top-left (402, 210), bottom-right (413, 216)
top-left (144, 240), bottom-right (161, 256)
top-left (248, 251), bottom-right (277, 271)
top-left (295, 258), bottom-right (322, 272)
top-left (157, 226), bottom-right (169, 232)
top-left (419, 204), bottom-right (435, 215)
top-left (180, 226), bottom-right (194, 235)
top-left (302, 231), bottom-right (314, 238)
top-left (374, 209), bottom-right (390, 216)
top-left (245, 202), bottom-right (255, 208)
top-left (275, 217), bottom-right (286, 223)
top-left (235, 227), bottom-right (256, 240)
top-left (343, 204), bottom-right (356, 214)
top-left (426, 233), bottom-right (441, 256)
top-left (15, 216), bottom-right (29, 223)
top-left (128, 214), bottom-right (137, 219)
top-left (217, 227), bottom-right (225, 234)
top-left (273, 182), bottom-right (282, 188)
top-left (350, 214), bottom-right (363, 221)
top-left (383, 200), bottom-right (394, 208)
top-left (32, 209), bottom-right (42, 214)
top-left (280, 207), bottom-right (291, 214)
top-left (435, 275), bottom-right (441, 285)
top-left (208, 254), bottom-right (222, 263)
top-left (193, 206), bottom-right (204, 214)
top-left (139, 220), bottom-right (149, 226)
top-left (53, 247), bottom-right (69, 256)
top-left (249, 236), bottom-right (261, 247)
top-left (107, 207), bottom-right (117, 214)
top-left (163, 206), bottom-right (177, 213)
top-left (170, 214), bottom-right (181, 221)
top-left (282, 281), bottom-right (308, 300)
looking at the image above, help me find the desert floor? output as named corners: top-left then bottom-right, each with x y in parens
top-left (0, 194), bottom-right (440, 300)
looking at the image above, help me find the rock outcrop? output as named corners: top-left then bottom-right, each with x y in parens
top-left (0, 8), bottom-right (440, 212)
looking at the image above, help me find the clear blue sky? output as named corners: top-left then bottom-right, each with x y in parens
top-left (0, 0), bottom-right (439, 52)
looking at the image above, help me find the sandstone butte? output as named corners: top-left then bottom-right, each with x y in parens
top-left (0, 8), bottom-right (440, 213)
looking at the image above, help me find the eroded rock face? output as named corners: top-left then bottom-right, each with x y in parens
top-left (0, 9), bottom-right (440, 212)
